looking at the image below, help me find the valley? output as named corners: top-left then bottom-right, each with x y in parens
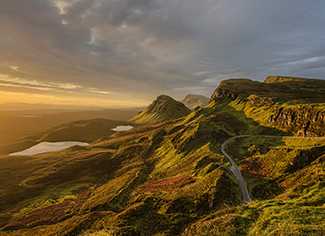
top-left (0, 76), bottom-right (324, 236)
top-left (0, 108), bottom-right (141, 151)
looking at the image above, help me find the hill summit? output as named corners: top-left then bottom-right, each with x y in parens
top-left (212, 76), bottom-right (325, 101)
top-left (131, 95), bottom-right (191, 124)
top-left (182, 94), bottom-right (209, 109)
top-left (211, 76), bottom-right (325, 136)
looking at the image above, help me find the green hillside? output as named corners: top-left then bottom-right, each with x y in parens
top-left (0, 76), bottom-right (324, 236)
top-left (131, 95), bottom-right (191, 124)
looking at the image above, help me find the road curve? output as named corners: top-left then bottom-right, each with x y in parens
top-left (221, 135), bottom-right (325, 203)
top-left (221, 135), bottom-right (251, 203)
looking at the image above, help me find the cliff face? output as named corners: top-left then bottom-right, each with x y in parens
top-left (212, 76), bottom-right (325, 101)
top-left (211, 77), bottom-right (325, 136)
top-left (268, 105), bottom-right (325, 136)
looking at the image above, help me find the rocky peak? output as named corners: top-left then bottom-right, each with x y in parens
top-left (182, 94), bottom-right (209, 109)
top-left (131, 95), bottom-right (191, 124)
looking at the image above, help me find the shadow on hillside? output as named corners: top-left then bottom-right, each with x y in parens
top-left (209, 101), bottom-right (288, 136)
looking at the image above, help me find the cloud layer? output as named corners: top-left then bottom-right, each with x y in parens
top-left (0, 0), bottom-right (325, 105)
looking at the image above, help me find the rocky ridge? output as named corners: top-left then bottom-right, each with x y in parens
top-left (211, 76), bottom-right (325, 136)
top-left (182, 94), bottom-right (209, 110)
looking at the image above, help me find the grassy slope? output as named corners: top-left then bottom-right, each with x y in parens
top-left (183, 136), bottom-right (325, 236)
top-left (0, 78), bottom-right (324, 235)
top-left (0, 108), bottom-right (243, 235)
top-left (131, 95), bottom-right (191, 124)
top-left (1, 105), bottom-right (323, 235)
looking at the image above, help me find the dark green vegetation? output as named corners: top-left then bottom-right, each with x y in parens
top-left (131, 95), bottom-right (191, 124)
top-left (182, 94), bottom-right (210, 110)
top-left (0, 76), bottom-right (324, 235)
top-left (189, 135), bottom-right (325, 236)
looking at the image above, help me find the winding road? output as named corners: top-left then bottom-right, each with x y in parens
top-left (221, 135), bottom-right (251, 203)
top-left (221, 135), bottom-right (325, 203)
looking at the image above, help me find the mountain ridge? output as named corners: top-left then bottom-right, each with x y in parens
top-left (211, 76), bottom-right (325, 136)
top-left (182, 94), bottom-right (209, 109)
top-left (131, 95), bottom-right (191, 124)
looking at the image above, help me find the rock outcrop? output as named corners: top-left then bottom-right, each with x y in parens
top-left (182, 94), bottom-right (209, 109)
top-left (211, 76), bottom-right (325, 136)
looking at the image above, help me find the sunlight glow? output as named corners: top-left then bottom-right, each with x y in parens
top-left (0, 90), bottom-right (147, 108)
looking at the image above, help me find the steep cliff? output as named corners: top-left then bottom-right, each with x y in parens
top-left (211, 76), bottom-right (325, 136)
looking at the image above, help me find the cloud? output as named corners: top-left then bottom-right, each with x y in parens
top-left (87, 88), bottom-right (111, 95)
top-left (0, 73), bottom-right (81, 90)
top-left (9, 65), bottom-right (19, 71)
top-left (0, 73), bottom-right (113, 96)
top-left (0, 0), bottom-right (324, 102)
top-left (0, 90), bottom-right (148, 108)
top-left (0, 82), bottom-right (52, 91)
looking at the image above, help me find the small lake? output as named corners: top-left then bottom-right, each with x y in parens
top-left (9, 141), bottom-right (89, 156)
top-left (112, 125), bottom-right (134, 132)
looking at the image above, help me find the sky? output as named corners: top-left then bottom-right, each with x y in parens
top-left (0, 0), bottom-right (325, 108)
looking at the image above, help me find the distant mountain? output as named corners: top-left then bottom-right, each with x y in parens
top-left (131, 95), bottom-right (191, 124)
top-left (182, 94), bottom-right (209, 109)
